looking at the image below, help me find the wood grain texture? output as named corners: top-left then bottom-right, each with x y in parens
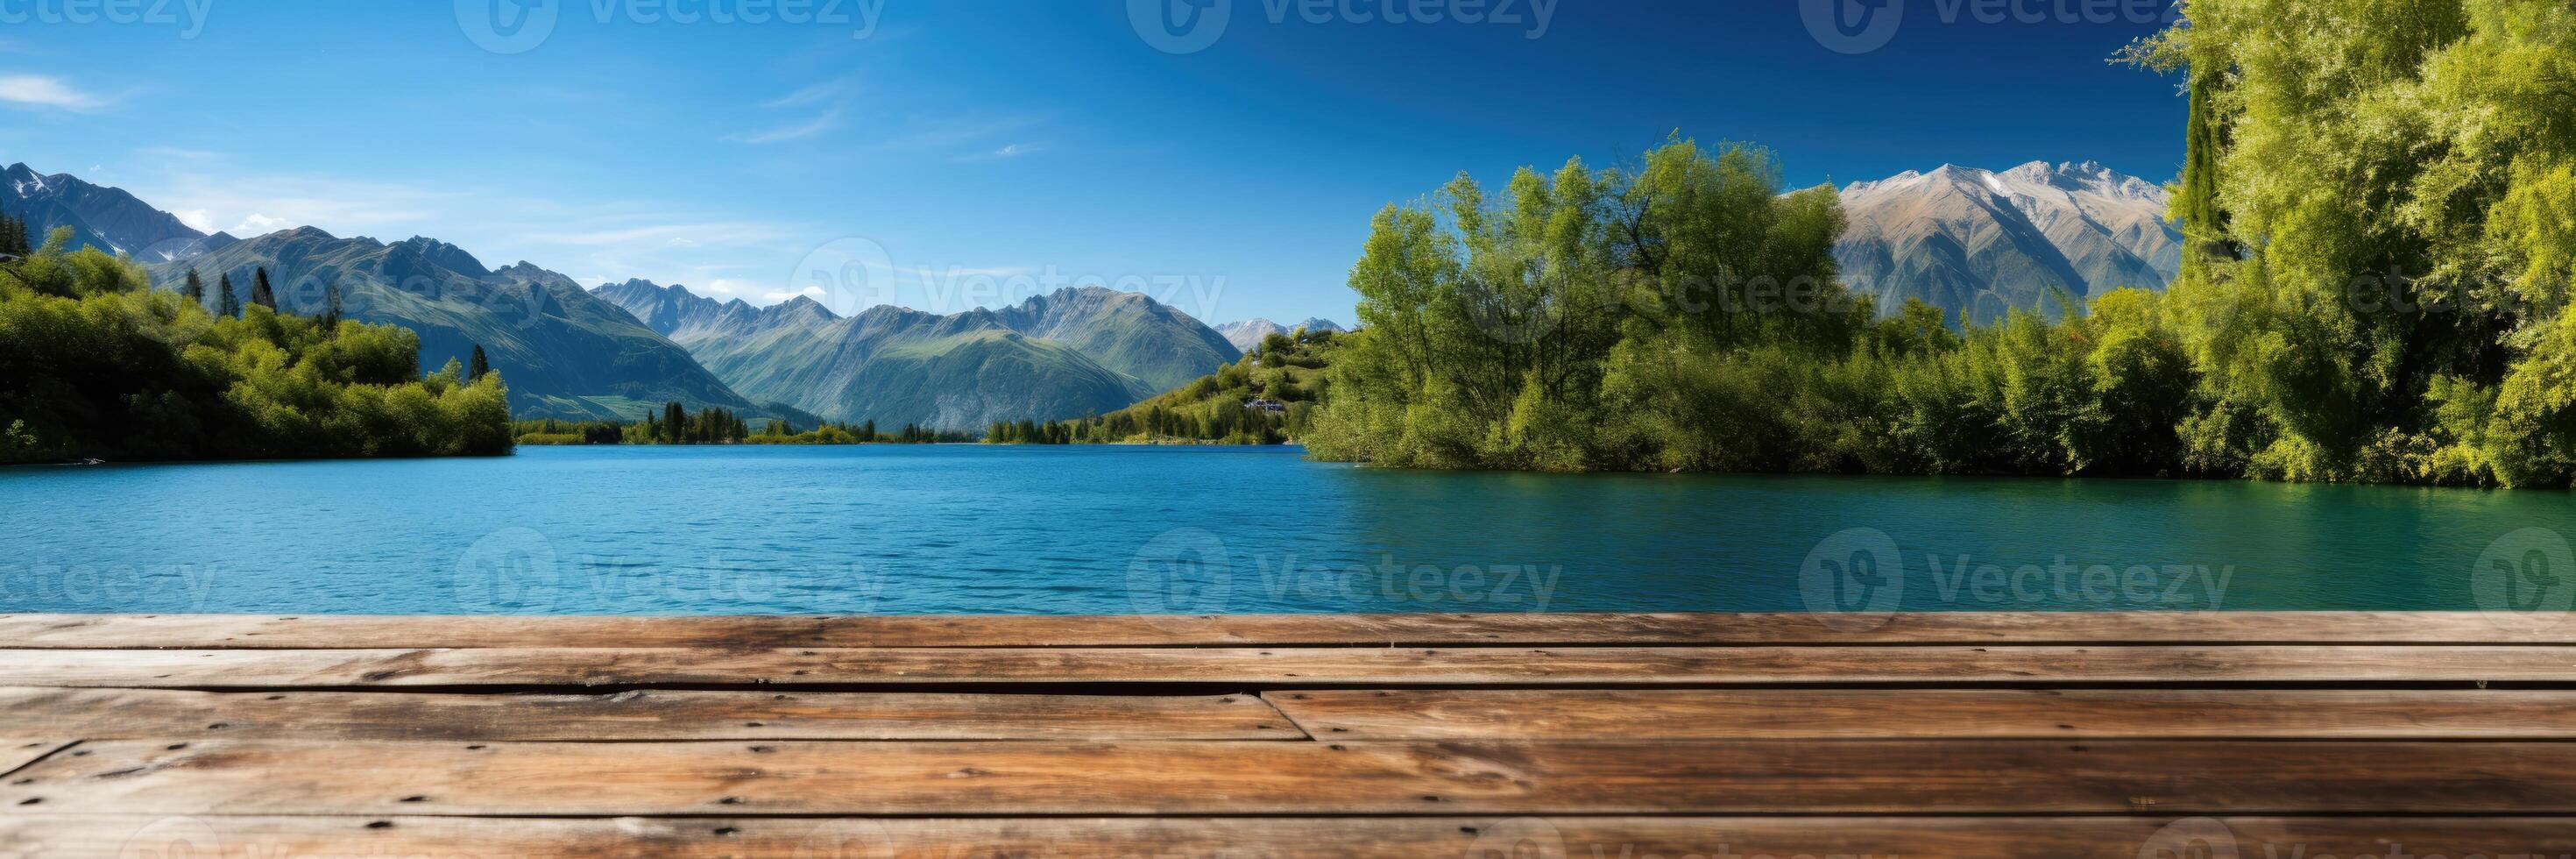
top-left (3, 643), bottom-right (2570, 687)
top-left (0, 687), bottom-right (1304, 742)
top-left (1267, 688), bottom-right (2576, 739)
top-left (9, 739), bottom-right (2573, 816)
top-left (8, 815), bottom-right (2575, 859)
top-left (4, 611), bottom-right (2566, 649)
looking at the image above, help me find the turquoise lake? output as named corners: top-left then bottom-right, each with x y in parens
top-left (0, 444), bottom-right (2565, 614)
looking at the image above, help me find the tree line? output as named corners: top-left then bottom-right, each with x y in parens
top-left (0, 219), bottom-right (512, 464)
top-left (514, 410), bottom-right (969, 445)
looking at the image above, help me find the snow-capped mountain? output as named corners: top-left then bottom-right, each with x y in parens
top-left (1836, 160), bottom-right (2181, 323)
top-left (4, 162), bottom-right (231, 262)
top-left (1215, 317), bottom-right (1345, 352)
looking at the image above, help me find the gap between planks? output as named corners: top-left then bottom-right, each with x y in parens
top-left (3, 644), bottom-right (2573, 687)
top-left (6, 611), bottom-right (2572, 649)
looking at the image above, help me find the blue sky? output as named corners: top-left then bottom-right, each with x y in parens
top-left (1, 1), bottom-right (2183, 325)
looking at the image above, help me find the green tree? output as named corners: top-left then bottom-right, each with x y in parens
top-left (217, 273), bottom-right (239, 318)
top-left (182, 268), bottom-right (205, 308)
top-left (469, 344), bottom-right (492, 382)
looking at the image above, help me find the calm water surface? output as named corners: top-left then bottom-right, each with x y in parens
top-left (0, 445), bottom-right (2563, 614)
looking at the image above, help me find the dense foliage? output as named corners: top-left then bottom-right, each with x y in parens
top-left (2123, 0), bottom-right (2576, 486)
top-left (0, 228), bottom-right (513, 464)
top-left (1306, 0), bottom-right (2576, 487)
top-left (989, 327), bottom-right (1334, 445)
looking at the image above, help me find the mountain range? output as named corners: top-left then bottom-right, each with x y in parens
top-left (1835, 160), bottom-right (2181, 323)
top-left (5, 163), bottom-right (235, 262)
top-left (593, 280), bottom-right (1242, 428)
top-left (7, 162), bottom-right (1247, 427)
top-left (152, 227), bottom-right (796, 422)
top-left (1214, 317), bottom-right (1346, 352)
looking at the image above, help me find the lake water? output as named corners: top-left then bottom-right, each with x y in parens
top-left (0, 445), bottom-right (2565, 615)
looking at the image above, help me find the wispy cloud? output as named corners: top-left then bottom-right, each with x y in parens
top-left (0, 75), bottom-right (107, 111)
top-left (877, 112), bottom-right (1049, 153)
top-left (762, 80), bottom-right (853, 109)
top-left (956, 142), bottom-right (1047, 162)
top-left (727, 80), bottom-right (860, 145)
top-left (725, 105), bottom-right (846, 145)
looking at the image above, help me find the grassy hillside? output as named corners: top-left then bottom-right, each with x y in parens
top-left (988, 327), bottom-right (1337, 445)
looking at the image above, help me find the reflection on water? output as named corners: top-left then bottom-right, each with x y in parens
top-left (0, 445), bottom-right (2560, 614)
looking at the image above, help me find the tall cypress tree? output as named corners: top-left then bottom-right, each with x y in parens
top-left (664, 401), bottom-right (686, 444)
top-left (250, 267), bottom-right (278, 310)
top-left (182, 268), bottom-right (206, 308)
top-left (322, 280), bottom-right (343, 329)
top-left (0, 204), bottom-right (27, 259)
top-left (468, 345), bottom-right (492, 381)
top-left (217, 273), bottom-right (240, 318)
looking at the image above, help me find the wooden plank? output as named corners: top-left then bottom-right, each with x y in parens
top-left (8, 739), bottom-right (2573, 815)
top-left (1, 644), bottom-right (2568, 688)
top-left (0, 687), bottom-right (1304, 742)
top-left (8, 815), bottom-right (2575, 859)
top-left (1269, 688), bottom-right (2576, 740)
top-left (4, 611), bottom-right (2567, 649)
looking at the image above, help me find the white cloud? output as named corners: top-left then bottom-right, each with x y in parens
top-left (230, 214), bottom-right (290, 234)
top-left (0, 75), bottom-right (105, 110)
top-left (173, 209), bottom-right (215, 233)
top-left (762, 285), bottom-right (828, 302)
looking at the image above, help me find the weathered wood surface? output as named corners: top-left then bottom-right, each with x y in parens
top-left (0, 613), bottom-right (2562, 858)
top-left (6, 815), bottom-right (2574, 859)
top-left (3, 643), bottom-right (2571, 687)
top-left (0, 687), bottom-right (1305, 742)
top-left (0, 740), bottom-right (67, 779)
top-left (8, 738), bottom-right (2572, 815)
top-left (5, 610), bottom-right (2566, 649)
top-left (1265, 687), bottom-right (2576, 739)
